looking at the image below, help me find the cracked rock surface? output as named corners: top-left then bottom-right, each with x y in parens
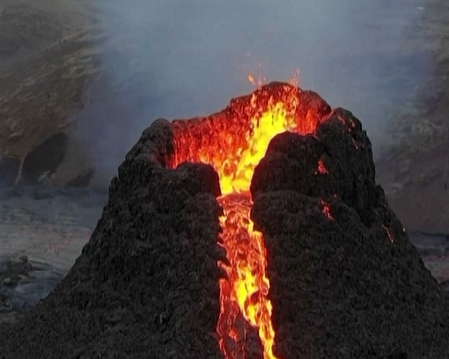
top-left (251, 110), bottom-right (449, 359)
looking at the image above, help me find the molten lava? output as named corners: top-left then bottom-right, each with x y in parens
top-left (216, 193), bottom-right (275, 358)
top-left (168, 83), bottom-right (331, 358)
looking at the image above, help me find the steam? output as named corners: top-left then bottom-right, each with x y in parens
top-left (79, 0), bottom-right (430, 184)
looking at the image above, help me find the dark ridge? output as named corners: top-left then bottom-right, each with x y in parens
top-left (0, 120), bottom-right (225, 359)
top-left (250, 110), bottom-right (449, 359)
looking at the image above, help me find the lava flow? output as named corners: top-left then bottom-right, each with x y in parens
top-left (169, 83), bottom-right (329, 359)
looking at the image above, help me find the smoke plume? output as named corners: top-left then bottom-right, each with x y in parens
top-left (79, 0), bottom-right (431, 184)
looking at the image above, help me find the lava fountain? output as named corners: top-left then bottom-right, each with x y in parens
top-left (168, 82), bottom-right (330, 358)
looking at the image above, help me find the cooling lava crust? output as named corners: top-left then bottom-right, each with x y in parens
top-left (0, 83), bottom-right (447, 359)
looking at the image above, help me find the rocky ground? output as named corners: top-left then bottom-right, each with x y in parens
top-left (0, 0), bottom-right (448, 329)
top-left (0, 186), bottom-right (106, 322)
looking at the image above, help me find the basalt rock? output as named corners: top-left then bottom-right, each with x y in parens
top-left (0, 119), bottom-right (225, 359)
top-left (251, 110), bottom-right (449, 359)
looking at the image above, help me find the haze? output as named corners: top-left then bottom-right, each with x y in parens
top-left (80, 0), bottom-right (430, 182)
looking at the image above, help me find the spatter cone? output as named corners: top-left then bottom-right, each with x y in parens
top-left (0, 83), bottom-right (447, 359)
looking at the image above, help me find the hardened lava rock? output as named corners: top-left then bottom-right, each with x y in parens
top-left (0, 119), bottom-right (225, 359)
top-left (1, 83), bottom-right (448, 359)
top-left (250, 109), bottom-right (449, 359)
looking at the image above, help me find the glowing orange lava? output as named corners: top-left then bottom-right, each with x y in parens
top-left (317, 158), bottom-right (328, 175)
top-left (168, 83), bottom-right (331, 359)
top-left (321, 200), bottom-right (333, 221)
top-left (217, 193), bottom-right (276, 358)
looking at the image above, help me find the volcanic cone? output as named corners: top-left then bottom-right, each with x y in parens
top-left (0, 83), bottom-right (448, 359)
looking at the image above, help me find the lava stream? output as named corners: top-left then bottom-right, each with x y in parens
top-left (217, 193), bottom-right (277, 359)
top-left (169, 83), bottom-right (328, 359)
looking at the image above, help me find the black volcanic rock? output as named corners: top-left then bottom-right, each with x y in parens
top-left (1, 86), bottom-right (448, 359)
top-left (250, 109), bottom-right (449, 359)
top-left (0, 120), bottom-right (225, 359)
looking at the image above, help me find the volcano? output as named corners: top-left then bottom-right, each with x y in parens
top-left (0, 82), bottom-right (448, 359)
